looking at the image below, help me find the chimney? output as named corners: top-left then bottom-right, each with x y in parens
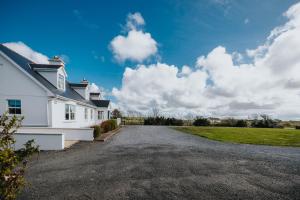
top-left (81, 78), bottom-right (89, 84)
top-left (49, 56), bottom-right (65, 67)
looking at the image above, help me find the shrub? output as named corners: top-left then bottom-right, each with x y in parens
top-left (101, 119), bottom-right (118, 133)
top-left (144, 117), bottom-right (183, 126)
top-left (91, 125), bottom-right (101, 139)
top-left (235, 120), bottom-right (248, 127)
top-left (193, 117), bottom-right (210, 126)
top-left (0, 113), bottom-right (39, 200)
top-left (296, 126), bottom-right (300, 130)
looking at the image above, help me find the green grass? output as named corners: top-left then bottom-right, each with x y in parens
top-left (174, 126), bottom-right (300, 147)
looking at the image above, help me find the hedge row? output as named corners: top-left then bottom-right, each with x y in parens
top-left (144, 117), bottom-right (183, 126)
top-left (91, 119), bottom-right (118, 139)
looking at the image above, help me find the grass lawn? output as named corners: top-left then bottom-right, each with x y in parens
top-left (174, 126), bottom-right (300, 147)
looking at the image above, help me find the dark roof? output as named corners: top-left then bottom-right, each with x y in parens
top-left (30, 63), bottom-right (62, 69)
top-left (0, 44), bottom-right (103, 108)
top-left (91, 100), bottom-right (110, 107)
top-left (69, 83), bottom-right (88, 88)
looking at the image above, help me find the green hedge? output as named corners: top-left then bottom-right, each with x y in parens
top-left (91, 125), bottom-right (101, 139)
top-left (101, 119), bottom-right (118, 133)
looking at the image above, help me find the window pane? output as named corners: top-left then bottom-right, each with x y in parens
top-left (15, 108), bottom-right (21, 114)
top-left (65, 105), bottom-right (69, 113)
top-left (15, 100), bottom-right (21, 107)
top-left (8, 100), bottom-right (16, 107)
top-left (9, 108), bottom-right (16, 114)
top-left (70, 105), bottom-right (75, 113)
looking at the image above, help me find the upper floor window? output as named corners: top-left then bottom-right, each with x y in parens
top-left (8, 99), bottom-right (21, 115)
top-left (58, 74), bottom-right (65, 90)
top-left (65, 104), bottom-right (76, 120)
top-left (98, 111), bottom-right (104, 120)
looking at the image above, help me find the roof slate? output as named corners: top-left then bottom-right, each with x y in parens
top-left (0, 44), bottom-right (105, 108)
top-left (91, 100), bottom-right (110, 107)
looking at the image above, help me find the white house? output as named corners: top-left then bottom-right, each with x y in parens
top-left (0, 44), bottom-right (111, 150)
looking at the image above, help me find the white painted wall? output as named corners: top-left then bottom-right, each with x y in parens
top-left (0, 53), bottom-right (49, 126)
top-left (49, 99), bottom-right (108, 128)
top-left (14, 133), bottom-right (64, 150)
top-left (17, 127), bottom-right (93, 141)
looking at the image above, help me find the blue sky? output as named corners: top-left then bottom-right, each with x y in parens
top-left (1, 0), bottom-right (300, 118)
top-left (0, 0), bottom-right (297, 89)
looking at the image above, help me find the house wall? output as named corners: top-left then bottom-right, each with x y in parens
top-left (49, 98), bottom-right (109, 128)
top-left (0, 53), bottom-right (49, 126)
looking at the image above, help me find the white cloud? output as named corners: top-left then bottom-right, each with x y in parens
top-left (110, 30), bottom-right (157, 62)
top-left (3, 42), bottom-right (49, 64)
top-left (126, 12), bottom-right (145, 30)
top-left (110, 12), bottom-right (158, 63)
top-left (113, 2), bottom-right (300, 119)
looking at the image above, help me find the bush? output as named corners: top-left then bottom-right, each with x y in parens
top-left (101, 119), bottom-right (118, 133)
top-left (235, 120), bottom-right (248, 127)
top-left (91, 125), bottom-right (101, 139)
top-left (144, 117), bottom-right (183, 126)
top-left (193, 117), bottom-right (210, 126)
top-left (0, 113), bottom-right (39, 200)
top-left (296, 126), bottom-right (300, 130)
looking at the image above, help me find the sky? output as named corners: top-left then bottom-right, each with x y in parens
top-left (1, 0), bottom-right (300, 119)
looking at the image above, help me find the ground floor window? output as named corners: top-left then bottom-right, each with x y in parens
top-left (98, 111), bottom-right (104, 120)
top-left (7, 99), bottom-right (21, 114)
top-left (84, 108), bottom-right (88, 120)
top-left (65, 104), bottom-right (76, 120)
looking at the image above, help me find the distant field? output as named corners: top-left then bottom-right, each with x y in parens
top-left (175, 127), bottom-right (300, 147)
top-left (122, 117), bottom-right (144, 125)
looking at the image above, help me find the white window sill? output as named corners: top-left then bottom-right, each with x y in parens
top-left (64, 120), bottom-right (76, 123)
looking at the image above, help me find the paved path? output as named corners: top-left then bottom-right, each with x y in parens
top-left (20, 126), bottom-right (300, 200)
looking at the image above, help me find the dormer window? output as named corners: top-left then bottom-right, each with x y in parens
top-left (58, 74), bottom-right (65, 90)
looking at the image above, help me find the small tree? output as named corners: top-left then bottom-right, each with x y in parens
top-left (111, 109), bottom-right (122, 119)
top-left (0, 113), bottom-right (39, 200)
top-left (193, 117), bottom-right (210, 126)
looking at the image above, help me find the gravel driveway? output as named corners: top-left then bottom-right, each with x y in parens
top-left (20, 126), bottom-right (300, 200)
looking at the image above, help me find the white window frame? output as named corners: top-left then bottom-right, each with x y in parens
top-left (58, 74), bottom-right (65, 90)
top-left (65, 104), bottom-right (76, 120)
top-left (84, 108), bottom-right (88, 120)
top-left (98, 111), bottom-right (104, 120)
top-left (7, 99), bottom-right (22, 115)
top-left (90, 109), bottom-right (93, 120)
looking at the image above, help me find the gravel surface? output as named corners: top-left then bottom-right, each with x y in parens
top-left (19, 126), bottom-right (300, 200)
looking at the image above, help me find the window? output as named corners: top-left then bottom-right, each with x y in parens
top-left (65, 104), bottom-right (76, 120)
top-left (58, 74), bottom-right (65, 90)
top-left (8, 99), bottom-right (21, 114)
top-left (84, 108), bottom-right (88, 120)
top-left (98, 111), bottom-right (104, 120)
top-left (90, 109), bottom-right (93, 120)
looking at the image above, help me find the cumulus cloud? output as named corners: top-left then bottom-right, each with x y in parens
top-left (126, 12), bottom-right (145, 30)
top-left (113, 2), bottom-right (300, 119)
top-left (110, 12), bottom-right (158, 63)
top-left (3, 41), bottom-right (49, 64)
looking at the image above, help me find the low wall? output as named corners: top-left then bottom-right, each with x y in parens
top-left (14, 133), bottom-right (64, 150)
top-left (14, 127), bottom-right (93, 150)
top-left (17, 127), bottom-right (94, 141)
